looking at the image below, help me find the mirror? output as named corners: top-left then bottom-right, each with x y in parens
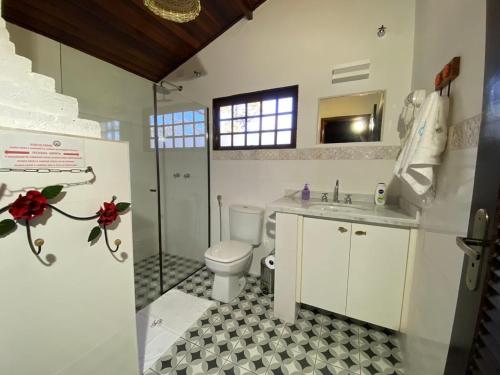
top-left (317, 90), bottom-right (385, 144)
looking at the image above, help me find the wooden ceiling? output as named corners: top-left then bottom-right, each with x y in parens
top-left (2, 0), bottom-right (267, 82)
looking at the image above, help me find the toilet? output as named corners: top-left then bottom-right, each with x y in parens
top-left (205, 205), bottom-right (264, 303)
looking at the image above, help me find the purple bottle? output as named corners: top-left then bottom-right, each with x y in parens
top-left (301, 183), bottom-right (310, 201)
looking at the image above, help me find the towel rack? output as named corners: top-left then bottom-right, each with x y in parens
top-left (0, 166), bottom-right (93, 174)
top-left (435, 56), bottom-right (461, 97)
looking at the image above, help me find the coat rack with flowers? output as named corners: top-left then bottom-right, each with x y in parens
top-left (0, 184), bottom-right (130, 261)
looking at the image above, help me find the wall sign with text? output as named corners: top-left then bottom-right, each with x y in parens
top-left (0, 133), bottom-right (85, 169)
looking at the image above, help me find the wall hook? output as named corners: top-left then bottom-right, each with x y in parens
top-left (26, 221), bottom-right (43, 256)
top-left (103, 226), bottom-right (121, 253)
top-left (25, 220), bottom-right (55, 266)
top-left (434, 56), bottom-right (461, 96)
top-left (377, 25), bottom-right (387, 38)
top-left (1, 186), bottom-right (129, 264)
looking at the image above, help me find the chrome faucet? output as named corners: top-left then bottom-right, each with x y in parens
top-left (333, 180), bottom-right (340, 203)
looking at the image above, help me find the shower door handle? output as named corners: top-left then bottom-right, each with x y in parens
top-left (456, 208), bottom-right (489, 291)
top-left (149, 188), bottom-right (157, 192)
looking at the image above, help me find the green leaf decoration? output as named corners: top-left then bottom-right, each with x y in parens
top-left (88, 226), bottom-right (102, 242)
top-left (116, 202), bottom-right (131, 213)
top-left (0, 219), bottom-right (16, 236)
top-left (41, 185), bottom-right (64, 200)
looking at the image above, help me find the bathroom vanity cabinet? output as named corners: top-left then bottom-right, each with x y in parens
top-left (346, 222), bottom-right (409, 330)
top-left (274, 212), bottom-right (414, 331)
top-left (301, 218), bottom-right (351, 314)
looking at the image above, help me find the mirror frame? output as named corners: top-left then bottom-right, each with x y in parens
top-left (316, 90), bottom-right (386, 145)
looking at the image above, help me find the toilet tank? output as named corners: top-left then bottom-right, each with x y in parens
top-left (229, 205), bottom-right (264, 245)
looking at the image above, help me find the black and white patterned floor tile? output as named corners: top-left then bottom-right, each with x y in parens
top-left (145, 267), bottom-right (405, 375)
top-left (175, 267), bottom-right (215, 301)
top-left (357, 327), bottom-right (405, 375)
top-left (134, 253), bottom-right (204, 310)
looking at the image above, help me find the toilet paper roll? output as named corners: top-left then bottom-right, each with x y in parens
top-left (264, 255), bottom-right (275, 270)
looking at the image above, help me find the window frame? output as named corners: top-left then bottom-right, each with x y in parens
top-left (148, 107), bottom-right (207, 150)
top-left (212, 85), bottom-right (298, 150)
top-left (101, 120), bottom-right (121, 141)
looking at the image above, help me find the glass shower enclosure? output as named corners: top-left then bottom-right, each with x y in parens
top-left (133, 83), bottom-right (210, 310)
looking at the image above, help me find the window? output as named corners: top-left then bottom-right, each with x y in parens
top-left (213, 85), bottom-right (298, 150)
top-left (100, 120), bottom-right (120, 141)
top-left (148, 109), bottom-right (206, 149)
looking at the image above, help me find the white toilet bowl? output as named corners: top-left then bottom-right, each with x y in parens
top-left (205, 240), bottom-right (253, 303)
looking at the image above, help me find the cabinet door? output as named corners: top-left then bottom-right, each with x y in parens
top-left (301, 217), bottom-right (351, 314)
top-left (347, 223), bottom-right (409, 330)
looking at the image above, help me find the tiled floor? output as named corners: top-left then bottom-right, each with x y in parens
top-left (134, 253), bottom-right (204, 310)
top-left (144, 267), bottom-right (404, 375)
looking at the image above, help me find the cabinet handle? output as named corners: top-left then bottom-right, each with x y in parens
top-left (338, 226), bottom-right (348, 233)
top-left (355, 230), bottom-right (367, 236)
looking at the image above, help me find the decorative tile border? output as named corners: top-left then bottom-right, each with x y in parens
top-left (212, 114), bottom-right (481, 161)
top-left (212, 145), bottom-right (401, 161)
top-left (447, 114), bottom-right (481, 151)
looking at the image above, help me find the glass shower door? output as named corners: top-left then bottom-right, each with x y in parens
top-left (153, 84), bottom-right (210, 295)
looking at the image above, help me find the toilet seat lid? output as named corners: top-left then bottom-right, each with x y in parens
top-left (205, 240), bottom-right (252, 263)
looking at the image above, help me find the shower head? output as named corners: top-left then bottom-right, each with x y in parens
top-left (155, 85), bottom-right (171, 95)
top-left (157, 80), bottom-right (183, 94)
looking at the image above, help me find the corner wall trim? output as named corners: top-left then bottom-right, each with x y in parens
top-left (447, 114), bottom-right (481, 151)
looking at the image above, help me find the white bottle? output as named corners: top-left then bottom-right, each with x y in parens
top-left (374, 182), bottom-right (386, 206)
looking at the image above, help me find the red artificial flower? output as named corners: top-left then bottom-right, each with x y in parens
top-left (97, 202), bottom-right (118, 226)
top-left (9, 190), bottom-right (48, 221)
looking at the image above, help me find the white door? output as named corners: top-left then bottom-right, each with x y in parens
top-left (301, 217), bottom-right (351, 314)
top-left (347, 223), bottom-right (409, 330)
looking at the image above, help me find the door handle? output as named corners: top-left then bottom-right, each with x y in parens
top-left (338, 226), bottom-right (348, 233)
top-left (355, 230), bottom-right (367, 236)
top-left (456, 208), bottom-right (489, 291)
top-left (456, 237), bottom-right (483, 259)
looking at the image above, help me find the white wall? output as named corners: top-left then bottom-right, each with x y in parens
top-left (400, 1), bottom-right (486, 374)
top-left (6, 23), bottom-right (159, 262)
top-left (166, 0), bottom-right (415, 273)
top-left (0, 130), bottom-right (138, 375)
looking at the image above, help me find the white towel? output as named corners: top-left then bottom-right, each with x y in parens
top-left (394, 91), bottom-right (449, 195)
top-left (397, 89), bottom-right (426, 144)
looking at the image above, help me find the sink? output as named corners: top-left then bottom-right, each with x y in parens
top-left (309, 202), bottom-right (366, 209)
top-left (308, 203), bottom-right (369, 213)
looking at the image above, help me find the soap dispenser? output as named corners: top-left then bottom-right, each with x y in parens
top-left (301, 184), bottom-right (310, 201)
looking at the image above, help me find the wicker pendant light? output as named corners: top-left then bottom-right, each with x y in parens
top-left (144, 0), bottom-right (201, 23)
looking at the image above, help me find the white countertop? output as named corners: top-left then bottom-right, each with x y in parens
top-left (268, 196), bottom-right (419, 228)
